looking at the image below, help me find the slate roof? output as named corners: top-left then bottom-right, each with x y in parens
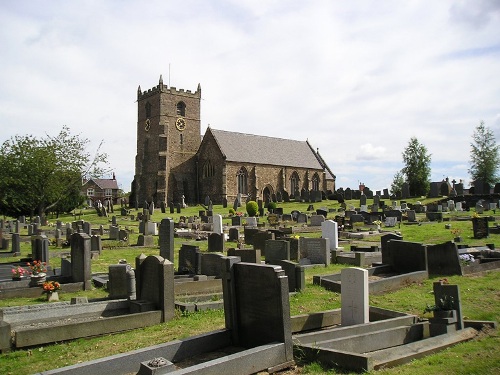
top-left (208, 128), bottom-right (334, 179)
top-left (83, 178), bottom-right (119, 190)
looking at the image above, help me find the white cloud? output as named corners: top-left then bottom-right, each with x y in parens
top-left (0, 0), bottom-right (499, 193)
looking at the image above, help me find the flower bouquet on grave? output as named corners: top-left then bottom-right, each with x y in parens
top-left (27, 260), bottom-right (47, 287)
top-left (11, 266), bottom-right (27, 280)
top-left (42, 281), bottom-right (61, 295)
top-left (42, 281), bottom-right (61, 301)
top-left (459, 253), bottom-right (475, 266)
top-left (27, 260), bottom-right (47, 275)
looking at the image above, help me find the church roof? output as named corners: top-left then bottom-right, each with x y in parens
top-left (208, 128), bottom-right (334, 178)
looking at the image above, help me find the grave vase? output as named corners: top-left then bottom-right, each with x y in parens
top-left (29, 273), bottom-right (46, 287)
top-left (12, 276), bottom-right (23, 281)
top-left (454, 236), bottom-right (462, 243)
top-left (47, 291), bottom-right (59, 302)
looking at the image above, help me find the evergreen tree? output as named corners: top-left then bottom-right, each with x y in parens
top-left (401, 137), bottom-right (431, 197)
top-left (468, 121), bottom-right (499, 186)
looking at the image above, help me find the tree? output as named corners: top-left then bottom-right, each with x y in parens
top-left (0, 126), bottom-right (108, 217)
top-left (468, 120), bottom-right (499, 186)
top-left (401, 137), bottom-right (431, 197)
top-left (390, 170), bottom-right (405, 196)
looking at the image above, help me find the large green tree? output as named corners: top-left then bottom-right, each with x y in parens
top-left (401, 137), bottom-right (432, 197)
top-left (0, 126), bottom-right (107, 217)
top-left (390, 170), bottom-right (405, 196)
top-left (468, 121), bottom-right (499, 186)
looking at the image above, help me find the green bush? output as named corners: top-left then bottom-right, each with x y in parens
top-left (268, 201), bottom-right (277, 211)
top-left (246, 201), bottom-right (259, 217)
top-left (228, 208), bottom-right (235, 215)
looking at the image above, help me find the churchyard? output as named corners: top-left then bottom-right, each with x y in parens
top-left (0, 196), bottom-right (499, 374)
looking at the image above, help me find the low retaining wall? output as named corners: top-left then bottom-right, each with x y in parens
top-left (313, 266), bottom-right (428, 295)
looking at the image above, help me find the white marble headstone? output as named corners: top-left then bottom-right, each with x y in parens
top-left (213, 214), bottom-right (223, 235)
top-left (341, 267), bottom-right (369, 326)
top-left (321, 220), bottom-right (338, 250)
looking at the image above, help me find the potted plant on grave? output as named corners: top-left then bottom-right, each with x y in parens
top-left (11, 266), bottom-right (27, 281)
top-left (451, 228), bottom-right (462, 242)
top-left (423, 294), bottom-right (456, 319)
top-left (27, 260), bottom-right (47, 287)
top-left (42, 280), bottom-right (61, 301)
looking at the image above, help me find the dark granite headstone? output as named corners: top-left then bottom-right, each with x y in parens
top-left (159, 218), bottom-right (174, 261)
top-left (265, 240), bottom-right (290, 264)
top-left (208, 232), bottom-right (225, 252)
top-left (70, 232), bottom-right (92, 289)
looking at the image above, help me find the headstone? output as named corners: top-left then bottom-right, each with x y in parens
top-left (213, 214), bottom-right (223, 235)
top-left (472, 217), bottom-right (489, 239)
top-left (108, 263), bottom-right (136, 300)
top-left (90, 235), bottom-right (102, 253)
top-left (134, 255), bottom-right (175, 322)
top-left (407, 210), bottom-right (417, 222)
top-left (309, 215), bottom-right (325, 226)
top-left (227, 248), bottom-right (261, 263)
top-left (231, 216), bottom-right (243, 226)
top-left (246, 217), bottom-right (258, 227)
top-left (208, 232), bottom-right (225, 252)
top-left (159, 218), bottom-right (174, 262)
top-left (178, 244), bottom-right (201, 274)
top-left (228, 227), bottom-right (239, 241)
top-left (297, 213), bottom-right (307, 224)
top-left (265, 240), bottom-right (290, 264)
top-left (299, 237), bottom-right (330, 266)
top-left (321, 220), bottom-right (338, 250)
top-left (70, 232), bottom-right (92, 289)
top-left (31, 234), bottom-right (50, 262)
top-left (341, 267), bottom-right (369, 326)
top-left (360, 195), bottom-right (367, 206)
top-left (11, 233), bottom-right (21, 254)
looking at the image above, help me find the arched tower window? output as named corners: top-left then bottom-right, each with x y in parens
top-left (145, 102), bottom-right (152, 118)
top-left (203, 161), bottom-right (214, 178)
top-left (290, 171), bottom-right (299, 198)
top-left (312, 173), bottom-right (320, 191)
top-left (237, 167), bottom-right (248, 195)
top-left (176, 101), bottom-right (186, 116)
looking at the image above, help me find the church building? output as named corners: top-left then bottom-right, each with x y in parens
top-left (131, 76), bottom-right (335, 207)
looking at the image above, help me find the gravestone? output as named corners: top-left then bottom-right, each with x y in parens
top-left (70, 232), bottom-right (92, 290)
top-left (299, 238), bottom-right (330, 266)
top-left (297, 213), bottom-right (308, 224)
top-left (265, 240), bottom-right (290, 264)
top-left (341, 267), bottom-right (369, 326)
top-left (432, 281), bottom-right (463, 330)
top-left (309, 214), bottom-right (325, 226)
top-left (252, 231), bottom-right (275, 253)
top-left (243, 227), bottom-right (260, 245)
top-left (223, 261), bottom-right (292, 356)
top-left (31, 235), bottom-right (49, 263)
top-left (227, 248), bottom-right (261, 263)
top-left (407, 210), bottom-right (417, 223)
top-left (321, 220), bottom-right (338, 250)
top-left (178, 244), bottom-right (201, 274)
top-left (109, 225), bottom-right (119, 240)
top-left (380, 233), bottom-right (403, 265)
top-left (472, 217), bottom-right (489, 239)
top-left (200, 253), bottom-right (226, 277)
top-left (360, 195), bottom-right (367, 206)
top-left (108, 263), bottom-right (136, 300)
top-left (11, 233), bottom-right (21, 254)
top-left (134, 254), bottom-right (175, 322)
top-left (159, 219), bottom-right (174, 262)
top-left (401, 182), bottom-right (410, 198)
top-left (246, 217), bottom-right (258, 227)
top-left (228, 227), bottom-right (239, 241)
top-left (208, 232), bottom-right (225, 252)
top-left (90, 235), bottom-right (102, 253)
top-left (213, 214), bottom-right (223, 235)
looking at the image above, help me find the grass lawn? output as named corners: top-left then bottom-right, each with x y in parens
top-left (0, 198), bottom-right (499, 374)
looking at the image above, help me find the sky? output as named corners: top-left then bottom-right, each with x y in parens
top-left (1, 0), bottom-right (499, 194)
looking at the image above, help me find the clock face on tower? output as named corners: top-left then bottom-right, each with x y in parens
top-left (175, 117), bottom-right (186, 131)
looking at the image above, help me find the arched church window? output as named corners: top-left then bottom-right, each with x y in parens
top-left (290, 171), bottom-right (299, 198)
top-left (312, 173), bottom-right (320, 191)
top-left (145, 102), bottom-right (152, 118)
top-left (176, 101), bottom-right (186, 116)
top-left (203, 161), bottom-right (214, 178)
top-left (237, 167), bottom-right (248, 195)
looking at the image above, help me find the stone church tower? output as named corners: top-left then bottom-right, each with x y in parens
top-left (131, 76), bottom-right (201, 207)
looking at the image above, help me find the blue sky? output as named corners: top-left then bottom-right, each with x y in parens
top-left (0, 0), bottom-right (499, 193)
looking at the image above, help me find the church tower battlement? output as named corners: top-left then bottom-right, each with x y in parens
top-left (131, 76), bottom-right (201, 207)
